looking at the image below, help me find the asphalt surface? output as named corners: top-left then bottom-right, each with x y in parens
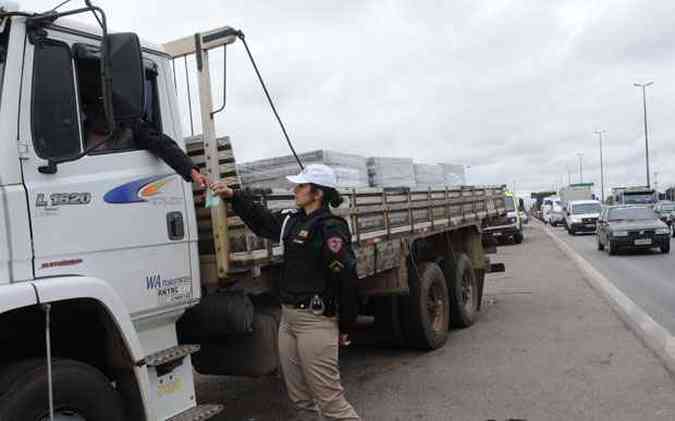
top-left (196, 224), bottom-right (675, 421)
top-left (546, 224), bottom-right (675, 336)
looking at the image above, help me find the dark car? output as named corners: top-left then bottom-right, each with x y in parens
top-left (597, 206), bottom-right (671, 255)
top-left (653, 201), bottom-right (675, 238)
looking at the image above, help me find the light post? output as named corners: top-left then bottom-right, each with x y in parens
top-left (634, 81), bottom-right (654, 188)
top-left (594, 129), bottom-right (606, 203)
top-left (577, 153), bottom-right (584, 183)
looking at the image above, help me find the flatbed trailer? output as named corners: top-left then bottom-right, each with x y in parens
top-left (180, 135), bottom-right (507, 373)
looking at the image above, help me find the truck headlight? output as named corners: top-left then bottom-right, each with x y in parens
top-left (655, 228), bottom-right (670, 235)
top-left (612, 231), bottom-right (628, 237)
top-left (508, 217), bottom-right (517, 224)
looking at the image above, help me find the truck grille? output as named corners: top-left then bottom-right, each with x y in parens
top-left (582, 218), bottom-right (597, 224)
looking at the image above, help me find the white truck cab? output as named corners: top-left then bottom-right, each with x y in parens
top-left (0, 3), bottom-right (227, 419)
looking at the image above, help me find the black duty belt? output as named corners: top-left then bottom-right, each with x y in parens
top-left (285, 295), bottom-right (337, 317)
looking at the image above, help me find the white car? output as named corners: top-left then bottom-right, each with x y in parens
top-left (564, 200), bottom-right (602, 235)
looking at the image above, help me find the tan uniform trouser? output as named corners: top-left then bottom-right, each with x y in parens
top-left (279, 305), bottom-right (360, 421)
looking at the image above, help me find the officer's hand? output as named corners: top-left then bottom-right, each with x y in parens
top-left (191, 169), bottom-right (210, 188)
top-left (338, 333), bottom-right (351, 347)
top-left (211, 181), bottom-right (234, 199)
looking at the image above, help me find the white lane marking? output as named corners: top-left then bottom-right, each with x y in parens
top-left (542, 223), bottom-right (675, 374)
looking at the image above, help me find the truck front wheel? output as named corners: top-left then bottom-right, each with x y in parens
top-left (0, 359), bottom-right (125, 421)
top-left (401, 262), bottom-right (449, 350)
top-left (447, 254), bottom-right (479, 329)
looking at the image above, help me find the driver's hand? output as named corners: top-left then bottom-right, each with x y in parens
top-left (191, 169), bottom-right (210, 189)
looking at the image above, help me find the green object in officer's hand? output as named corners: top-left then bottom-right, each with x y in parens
top-left (205, 189), bottom-right (222, 208)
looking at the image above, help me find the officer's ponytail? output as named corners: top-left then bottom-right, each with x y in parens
top-left (310, 184), bottom-right (344, 209)
top-left (324, 187), bottom-right (344, 208)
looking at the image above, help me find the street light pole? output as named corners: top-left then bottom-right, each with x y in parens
top-left (634, 81), bottom-right (654, 188)
top-left (577, 153), bottom-right (584, 183)
top-left (594, 129), bottom-right (606, 203)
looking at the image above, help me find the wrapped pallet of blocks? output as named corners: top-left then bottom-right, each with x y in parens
top-left (439, 163), bottom-right (466, 186)
top-left (367, 157), bottom-right (416, 188)
top-left (414, 163), bottom-right (445, 188)
top-left (238, 150), bottom-right (369, 190)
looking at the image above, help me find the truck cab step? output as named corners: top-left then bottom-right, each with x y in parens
top-left (167, 404), bottom-right (224, 421)
top-left (141, 344), bottom-right (200, 367)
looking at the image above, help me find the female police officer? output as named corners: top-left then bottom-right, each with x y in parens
top-left (211, 164), bottom-right (360, 421)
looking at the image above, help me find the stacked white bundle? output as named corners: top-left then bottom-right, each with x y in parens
top-left (413, 163), bottom-right (445, 188)
top-left (367, 157), bottom-right (416, 188)
top-left (238, 150), bottom-right (369, 190)
top-left (439, 163), bottom-right (466, 186)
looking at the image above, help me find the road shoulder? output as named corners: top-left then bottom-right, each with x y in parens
top-left (544, 222), bottom-right (675, 374)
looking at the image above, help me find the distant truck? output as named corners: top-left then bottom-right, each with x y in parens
top-left (530, 191), bottom-right (557, 221)
top-left (482, 191), bottom-right (524, 244)
top-left (611, 186), bottom-right (657, 206)
top-left (560, 183), bottom-right (594, 208)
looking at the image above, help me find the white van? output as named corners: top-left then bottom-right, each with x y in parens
top-left (543, 196), bottom-right (564, 226)
top-left (564, 200), bottom-right (602, 235)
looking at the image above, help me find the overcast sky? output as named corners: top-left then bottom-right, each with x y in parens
top-left (22, 0), bottom-right (675, 195)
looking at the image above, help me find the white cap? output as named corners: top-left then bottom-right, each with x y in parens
top-left (286, 164), bottom-right (337, 189)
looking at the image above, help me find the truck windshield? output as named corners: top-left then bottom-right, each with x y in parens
top-left (623, 193), bottom-right (655, 204)
top-left (572, 203), bottom-right (601, 214)
top-left (504, 196), bottom-right (515, 211)
top-left (608, 207), bottom-right (657, 221)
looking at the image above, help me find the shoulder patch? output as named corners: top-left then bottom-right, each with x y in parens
top-left (327, 237), bottom-right (344, 253)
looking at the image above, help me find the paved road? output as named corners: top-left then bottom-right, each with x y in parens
top-left (196, 225), bottom-right (675, 421)
top-left (546, 224), bottom-right (675, 335)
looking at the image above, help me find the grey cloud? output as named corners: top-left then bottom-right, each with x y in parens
top-left (22, 0), bottom-right (675, 194)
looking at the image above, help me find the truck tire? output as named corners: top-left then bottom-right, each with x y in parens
top-left (514, 231), bottom-right (523, 244)
top-left (447, 253), bottom-right (480, 329)
top-left (597, 238), bottom-right (605, 251)
top-left (0, 359), bottom-right (124, 421)
top-left (607, 240), bottom-right (616, 255)
top-left (400, 262), bottom-right (449, 350)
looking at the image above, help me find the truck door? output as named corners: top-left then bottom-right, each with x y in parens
top-left (18, 27), bottom-right (196, 317)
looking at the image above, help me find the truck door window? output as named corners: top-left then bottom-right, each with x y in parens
top-left (31, 39), bottom-right (81, 160)
top-left (73, 44), bottom-right (162, 154)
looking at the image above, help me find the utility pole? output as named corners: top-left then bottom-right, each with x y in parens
top-left (577, 153), bottom-right (584, 183)
top-left (594, 130), bottom-right (606, 203)
top-left (566, 164), bottom-right (571, 185)
top-left (634, 81), bottom-right (654, 188)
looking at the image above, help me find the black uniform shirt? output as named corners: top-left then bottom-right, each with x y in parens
top-left (231, 191), bottom-right (359, 331)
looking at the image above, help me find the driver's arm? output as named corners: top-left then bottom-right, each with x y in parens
top-left (132, 121), bottom-right (198, 182)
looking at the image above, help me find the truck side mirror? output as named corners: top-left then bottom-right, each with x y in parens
top-left (105, 32), bottom-right (145, 122)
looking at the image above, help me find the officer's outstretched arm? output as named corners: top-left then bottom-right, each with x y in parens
top-left (321, 220), bottom-right (359, 332)
top-left (231, 190), bottom-right (285, 240)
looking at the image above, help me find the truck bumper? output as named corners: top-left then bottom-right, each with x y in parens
top-left (483, 224), bottom-right (519, 239)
